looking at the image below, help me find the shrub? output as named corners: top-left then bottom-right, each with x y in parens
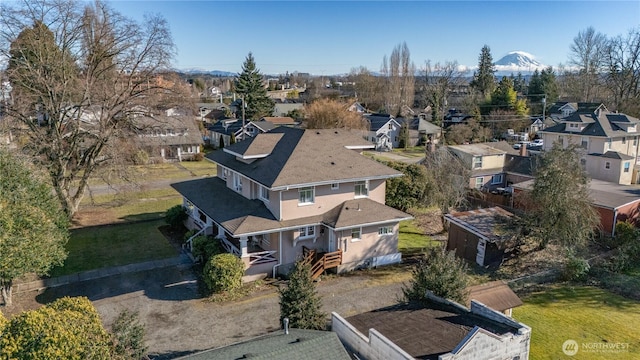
top-left (402, 247), bottom-right (469, 304)
top-left (165, 205), bottom-right (187, 229)
top-left (111, 310), bottom-right (147, 360)
top-left (614, 221), bottom-right (638, 248)
top-left (562, 255), bottom-right (590, 281)
top-left (609, 240), bottom-right (640, 273)
top-left (192, 235), bottom-right (223, 262)
top-left (203, 253), bottom-right (244, 293)
top-left (193, 152), bottom-right (204, 161)
top-left (132, 150), bottom-right (149, 165)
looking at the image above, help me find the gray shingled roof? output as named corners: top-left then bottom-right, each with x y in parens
top-left (467, 281), bottom-right (523, 312)
top-left (541, 110), bottom-right (640, 138)
top-left (503, 154), bottom-right (540, 176)
top-left (179, 329), bottom-right (351, 360)
top-left (446, 207), bottom-right (514, 243)
top-left (134, 114), bottom-right (203, 146)
top-left (171, 177), bottom-right (412, 236)
top-left (230, 133), bottom-right (284, 157)
top-left (206, 127), bottom-right (398, 189)
top-left (513, 178), bottom-right (640, 210)
top-left (345, 302), bottom-right (518, 360)
top-left (588, 151), bottom-right (634, 160)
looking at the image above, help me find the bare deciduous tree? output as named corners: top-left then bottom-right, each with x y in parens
top-left (422, 60), bottom-right (465, 126)
top-left (381, 42), bottom-right (415, 117)
top-left (569, 27), bottom-right (608, 102)
top-left (303, 98), bottom-right (369, 130)
top-left (349, 66), bottom-right (383, 111)
top-left (422, 147), bottom-right (470, 217)
top-left (603, 27), bottom-right (640, 115)
top-left (0, 0), bottom-right (175, 218)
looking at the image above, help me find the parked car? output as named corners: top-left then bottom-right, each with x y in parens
top-left (513, 141), bottom-right (530, 149)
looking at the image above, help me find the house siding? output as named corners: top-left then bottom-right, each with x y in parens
top-left (337, 224), bottom-right (400, 271)
top-left (280, 180), bottom-right (386, 221)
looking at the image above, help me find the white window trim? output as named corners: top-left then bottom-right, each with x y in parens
top-left (624, 162), bottom-right (630, 173)
top-left (378, 226), bottom-right (394, 236)
top-left (331, 183), bottom-right (339, 190)
top-left (491, 174), bottom-right (503, 184)
top-left (354, 180), bottom-right (369, 198)
top-left (298, 187), bottom-right (315, 205)
top-left (259, 185), bottom-right (269, 202)
top-left (473, 156), bottom-right (482, 169)
top-left (475, 177), bottom-right (484, 189)
top-left (232, 173), bottom-right (242, 192)
top-left (350, 227), bottom-right (362, 242)
top-left (298, 226), bottom-right (315, 240)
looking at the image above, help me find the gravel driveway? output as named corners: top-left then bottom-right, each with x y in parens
top-left (17, 264), bottom-right (407, 359)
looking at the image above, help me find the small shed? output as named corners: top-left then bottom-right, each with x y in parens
top-left (467, 280), bottom-right (523, 317)
top-left (445, 207), bottom-right (514, 266)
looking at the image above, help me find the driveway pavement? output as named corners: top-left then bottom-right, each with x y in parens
top-left (18, 264), bottom-right (407, 359)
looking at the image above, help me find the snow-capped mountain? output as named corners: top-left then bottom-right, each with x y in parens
top-left (177, 68), bottom-right (237, 77)
top-left (494, 51), bottom-right (546, 75)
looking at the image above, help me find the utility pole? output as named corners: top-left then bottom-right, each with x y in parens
top-left (241, 95), bottom-right (246, 141)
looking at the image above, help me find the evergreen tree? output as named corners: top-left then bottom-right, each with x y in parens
top-left (513, 72), bottom-right (527, 94)
top-left (398, 122), bottom-right (410, 148)
top-left (470, 45), bottom-right (496, 98)
top-left (488, 77), bottom-right (529, 116)
top-left (279, 261), bottom-right (326, 330)
top-left (402, 247), bottom-right (469, 304)
top-left (219, 134), bottom-right (225, 149)
top-left (528, 70), bottom-right (544, 102)
top-left (528, 144), bottom-right (599, 249)
top-left (540, 67), bottom-right (559, 105)
top-left (234, 52), bottom-right (274, 120)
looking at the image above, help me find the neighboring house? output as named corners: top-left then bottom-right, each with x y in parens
top-left (443, 108), bottom-right (474, 127)
top-left (178, 327), bottom-right (351, 360)
top-left (207, 119), bottom-right (243, 148)
top-left (258, 116), bottom-right (299, 126)
top-left (171, 127), bottom-right (412, 280)
top-left (503, 154), bottom-right (539, 186)
top-left (467, 280), bottom-right (523, 317)
top-left (347, 101), bottom-right (367, 113)
top-left (197, 102), bottom-right (228, 122)
top-left (447, 142), bottom-right (517, 190)
top-left (363, 113), bottom-right (404, 150)
top-left (134, 114), bottom-right (203, 162)
top-left (244, 119), bottom-right (278, 138)
top-left (513, 178), bottom-right (640, 236)
top-left (445, 207), bottom-right (514, 267)
top-left (538, 104), bottom-right (640, 185)
top-left (332, 293), bottom-right (531, 360)
top-left (548, 101), bottom-right (577, 121)
top-left (273, 99), bottom-right (304, 117)
top-left (528, 116), bottom-right (556, 134)
top-left (410, 118), bottom-right (442, 145)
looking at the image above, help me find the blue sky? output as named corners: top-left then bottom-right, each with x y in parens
top-left (108, 1), bottom-right (640, 75)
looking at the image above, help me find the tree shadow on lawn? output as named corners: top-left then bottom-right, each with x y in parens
top-left (35, 265), bottom-right (204, 305)
top-left (523, 284), bottom-right (636, 310)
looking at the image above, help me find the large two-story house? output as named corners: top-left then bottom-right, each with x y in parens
top-left (447, 142), bottom-right (517, 190)
top-left (539, 104), bottom-right (640, 185)
top-left (171, 127), bottom-right (412, 280)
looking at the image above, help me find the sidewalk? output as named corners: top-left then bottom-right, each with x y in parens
top-left (13, 252), bottom-right (193, 294)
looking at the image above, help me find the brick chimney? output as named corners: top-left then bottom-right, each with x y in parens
top-left (519, 144), bottom-right (527, 157)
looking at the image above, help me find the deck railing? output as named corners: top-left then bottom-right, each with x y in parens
top-left (302, 246), bottom-right (343, 280)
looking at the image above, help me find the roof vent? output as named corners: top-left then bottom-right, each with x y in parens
top-left (330, 161), bottom-right (335, 165)
top-left (334, 131), bottom-right (338, 134)
top-left (316, 131), bottom-right (320, 135)
top-left (357, 203), bottom-right (361, 211)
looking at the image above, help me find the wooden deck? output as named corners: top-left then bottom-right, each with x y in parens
top-left (302, 246), bottom-right (343, 280)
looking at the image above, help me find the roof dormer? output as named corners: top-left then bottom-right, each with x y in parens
top-left (223, 133), bottom-right (285, 162)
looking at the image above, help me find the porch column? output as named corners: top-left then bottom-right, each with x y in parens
top-left (216, 225), bottom-right (225, 239)
top-left (239, 236), bottom-right (249, 257)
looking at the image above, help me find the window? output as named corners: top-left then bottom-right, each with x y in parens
top-left (299, 187), bottom-right (315, 205)
top-left (624, 162), bottom-right (630, 173)
top-left (378, 226), bottom-right (394, 236)
top-left (331, 183), bottom-right (339, 190)
top-left (473, 156), bottom-right (482, 169)
top-left (388, 123), bottom-right (393, 130)
top-left (232, 173), bottom-right (242, 192)
top-left (299, 226), bottom-right (315, 239)
top-left (558, 135), bottom-right (564, 144)
top-left (354, 181), bottom-right (368, 197)
top-left (475, 177), bottom-right (484, 189)
top-left (605, 161), bottom-right (611, 170)
top-left (491, 174), bottom-right (503, 184)
top-left (581, 137), bottom-right (589, 149)
top-left (580, 158), bottom-right (586, 169)
top-left (221, 168), bottom-right (229, 180)
top-left (622, 137), bottom-right (627, 144)
top-left (260, 186), bottom-right (269, 201)
top-left (351, 228), bottom-right (361, 241)
top-left (606, 139), bottom-right (612, 150)
top-left (634, 137), bottom-right (638, 146)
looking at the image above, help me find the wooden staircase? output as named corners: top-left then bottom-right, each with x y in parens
top-left (302, 246), bottom-right (343, 280)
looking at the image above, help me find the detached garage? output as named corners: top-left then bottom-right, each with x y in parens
top-left (445, 207), bottom-right (514, 266)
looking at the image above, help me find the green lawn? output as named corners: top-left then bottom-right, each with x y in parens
top-left (514, 285), bottom-right (640, 360)
top-left (398, 220), bottom-right (439, 255)
top-left (81, 188), bottom-right (182, 222)
top-left (50, 219), bottom-right (177, 277)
